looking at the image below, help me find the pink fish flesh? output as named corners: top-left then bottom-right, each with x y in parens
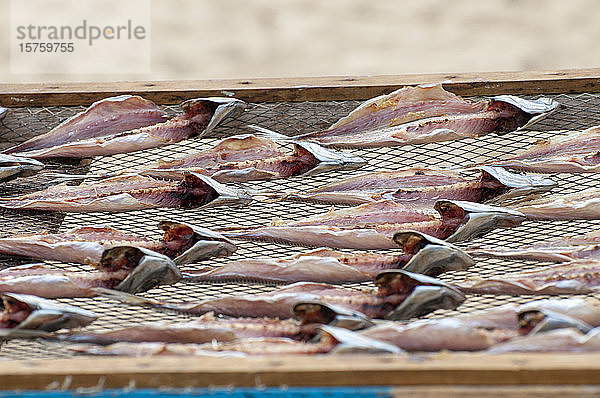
top-left (0, 172), bottom-right (249, 213)
top-left (4, 97), bottom-right (245, 159)
top-left (259, 84), bottom-right (557, 148)
top-left (0, 221), bottom-right (235, 265)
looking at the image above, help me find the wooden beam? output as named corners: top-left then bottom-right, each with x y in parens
top-left (2, 353), bottom-right (600, 390)
top-left (1, 68), bottom-right (599, 107)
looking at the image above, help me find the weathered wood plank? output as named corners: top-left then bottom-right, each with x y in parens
top-left (2, 353), bottom-right (600, 390)
top-left (1, 68), bottom-right (599, 106)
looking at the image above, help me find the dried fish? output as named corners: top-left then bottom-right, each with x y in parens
top-left (97, 270), bottom-right (465, 321)
top-left (360, 298), bottom-right (600, 352)
top-left (512, 187), bottom-right (600, 220)
top-left (54, 302), bottom-right (373, 345)
top-left (70, 325), bottom-right (402, 356)
top-left (0, 293), bottom-right (97, 339)
top-left (221, 199), bottom-right (525, 249)
top-left (468, 231), bottom-right (600, 262)
top-left (0, 221), bottom-right (235, 265)
top-left (0, 154), bottom-right (44, 183)
top-left (487, 328), bottom-right (600, 353)
top-left (489, 125), bottom-right (600, 173)
top-left (281, 166), bottom-right (555, 206)
top-left (0, 246), bottom-right (181, 298)
top-left (456, 259), bottom-right (600, 295)
top-left (0, 171), bottom-right (250, 212)
top-left (137, 134), bottom-right (365, 183)
top-left (185, 231), bottom-right (473, 284)
top-left (3, 96), bottom-right (245, 159)
top-left (253, 84), bottom-right (558, 148)
top-left (0, 107), bottom-right (7, 121)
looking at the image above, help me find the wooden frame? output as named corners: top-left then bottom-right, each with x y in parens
top-left (1, 69), bottom-right (600, 392)
top-left (1, 68), bottom-right (599, 106)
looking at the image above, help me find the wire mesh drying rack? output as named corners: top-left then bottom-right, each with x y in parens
top-left (1, 91), bottom-right (599, 361)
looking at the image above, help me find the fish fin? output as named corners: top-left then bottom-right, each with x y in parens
top-left (320, 325), bottom-right (404, 354)
top-left (46, 172), bottom-right (108, 184)
top-left (247, 125), bottom-right (297, 142)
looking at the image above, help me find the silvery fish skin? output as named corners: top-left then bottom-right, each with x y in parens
top-left (221, 199), bottom-right (525, 249)
top-left (468, 231), bottom-right (600, 262)
top-left (0, 107), bottom-right (7, 121)
top-left (0, 172), bottom-right (250, 213)
top-left (185, 231), bottom-right (473, 284)
top-left (132, 134), bottom-right (365, 183)
top-left (3, 96), bottom-right (245, 159)
top-left (489, 125), bottom-right (600, 173)
top-left (98, 270), bottom-right (465, 321)
top-left (0, 221), bottom-right (235, 265)
top-left (512, 188), bottom-right (600, 220)
top-left (70, 325), bottom-right (402, 357)
top-left (254, 84), bottom-right (558, 149)
top-left (0, 154), bottom-right (44, 183)
top-left (487, 328), bottom-right (600, 353)
top-left (456, 259), bottom-right (600, 295)
top-left (0, 246), bottom-right (181, 298)
top-left (0, 293), bottom-right (97, 339)
top-left (281, 166), bottom-right (556, 206)
top-left (57, 302), bottom-right (372, 345)
top-left (360, 298), bottom-right (600, 352)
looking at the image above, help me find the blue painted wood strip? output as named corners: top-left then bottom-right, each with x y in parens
top-left (0, 386), bottom-right (394, 398)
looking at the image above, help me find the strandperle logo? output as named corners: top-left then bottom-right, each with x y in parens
top-left (11, 0), bottom-right (151, 74)
top-left (15, 20), bottom-right (147, 46)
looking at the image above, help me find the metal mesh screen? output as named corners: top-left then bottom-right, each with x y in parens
top-left (1, 92), bottom-right (600, 359)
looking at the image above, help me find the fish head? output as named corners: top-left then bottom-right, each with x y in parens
top-left (435, 200), bottom-right (526, 243)
top-left (180, 97), bottom-right (246, 137)
top-left (518, 308), bottom-right (593, 336)
top-left (475, 166), bottom-right (557, 203)
top-left (393, 230), bottom-right (475, 276)
top-left (180, 172), bottom-right (252, 208)
top-left (0, 154), bottom-right (44, 182)
top-left (0, 293), bottom-right (97, 336)
top-left (99, 246), bottom-right (182, 294)
top-left (374, 270), bottom-right (465, 320)
top-left (293, 141), bottom-right (367, 176)
top-left (159, 220), bottom-right (237, 264)
top-left (319, 325), bottom-right (404, 354)
top-left (293, 302), bottom-right (375, 330)
top-left (490, 95), bottom-right (560, 131)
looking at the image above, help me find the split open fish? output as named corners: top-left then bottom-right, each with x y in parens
top-left (221, 199), bottom-right (525, 249)
top-left (0, 154), bottom-right (44, 183)
top-left (488, 125), bottom-right (600, 173)
top-left (468, 230), bottom-right (600, 262)
top-left (0, 171), bottom-right (250, 212)
top-left (98, 269), bottom-right (465, 321)
top-left (70, 325), bottom-right (402, 357)
top-left (511, 187), bottom-right (600, 220)
top-left (0, 221), bottom-right (235, 265)
top-left (252, 84), bottom-right (558, 149)
top-left (0, 293), bottom-right (97, 339)
top-left (487, 327), bottom-right (600, 353)
top-left (53, 302), bottom-right (373, 345)
top-left (3, 95), bottom-right (245, 159)
top-left (280, 166), bottom-right (556, 206)
top-left (185, 231), bottom-right (474, 284)
top-left (0, 246), bottom-right (181, 298)
top-left (456, 259), bottom-right (600, 295)
top-left (361, 298), bottom-right (600, 352)
top-left (62, 134), bottom-right (366, 184)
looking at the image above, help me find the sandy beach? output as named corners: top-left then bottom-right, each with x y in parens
top-left (1, 0), bottom-right (599, 82)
